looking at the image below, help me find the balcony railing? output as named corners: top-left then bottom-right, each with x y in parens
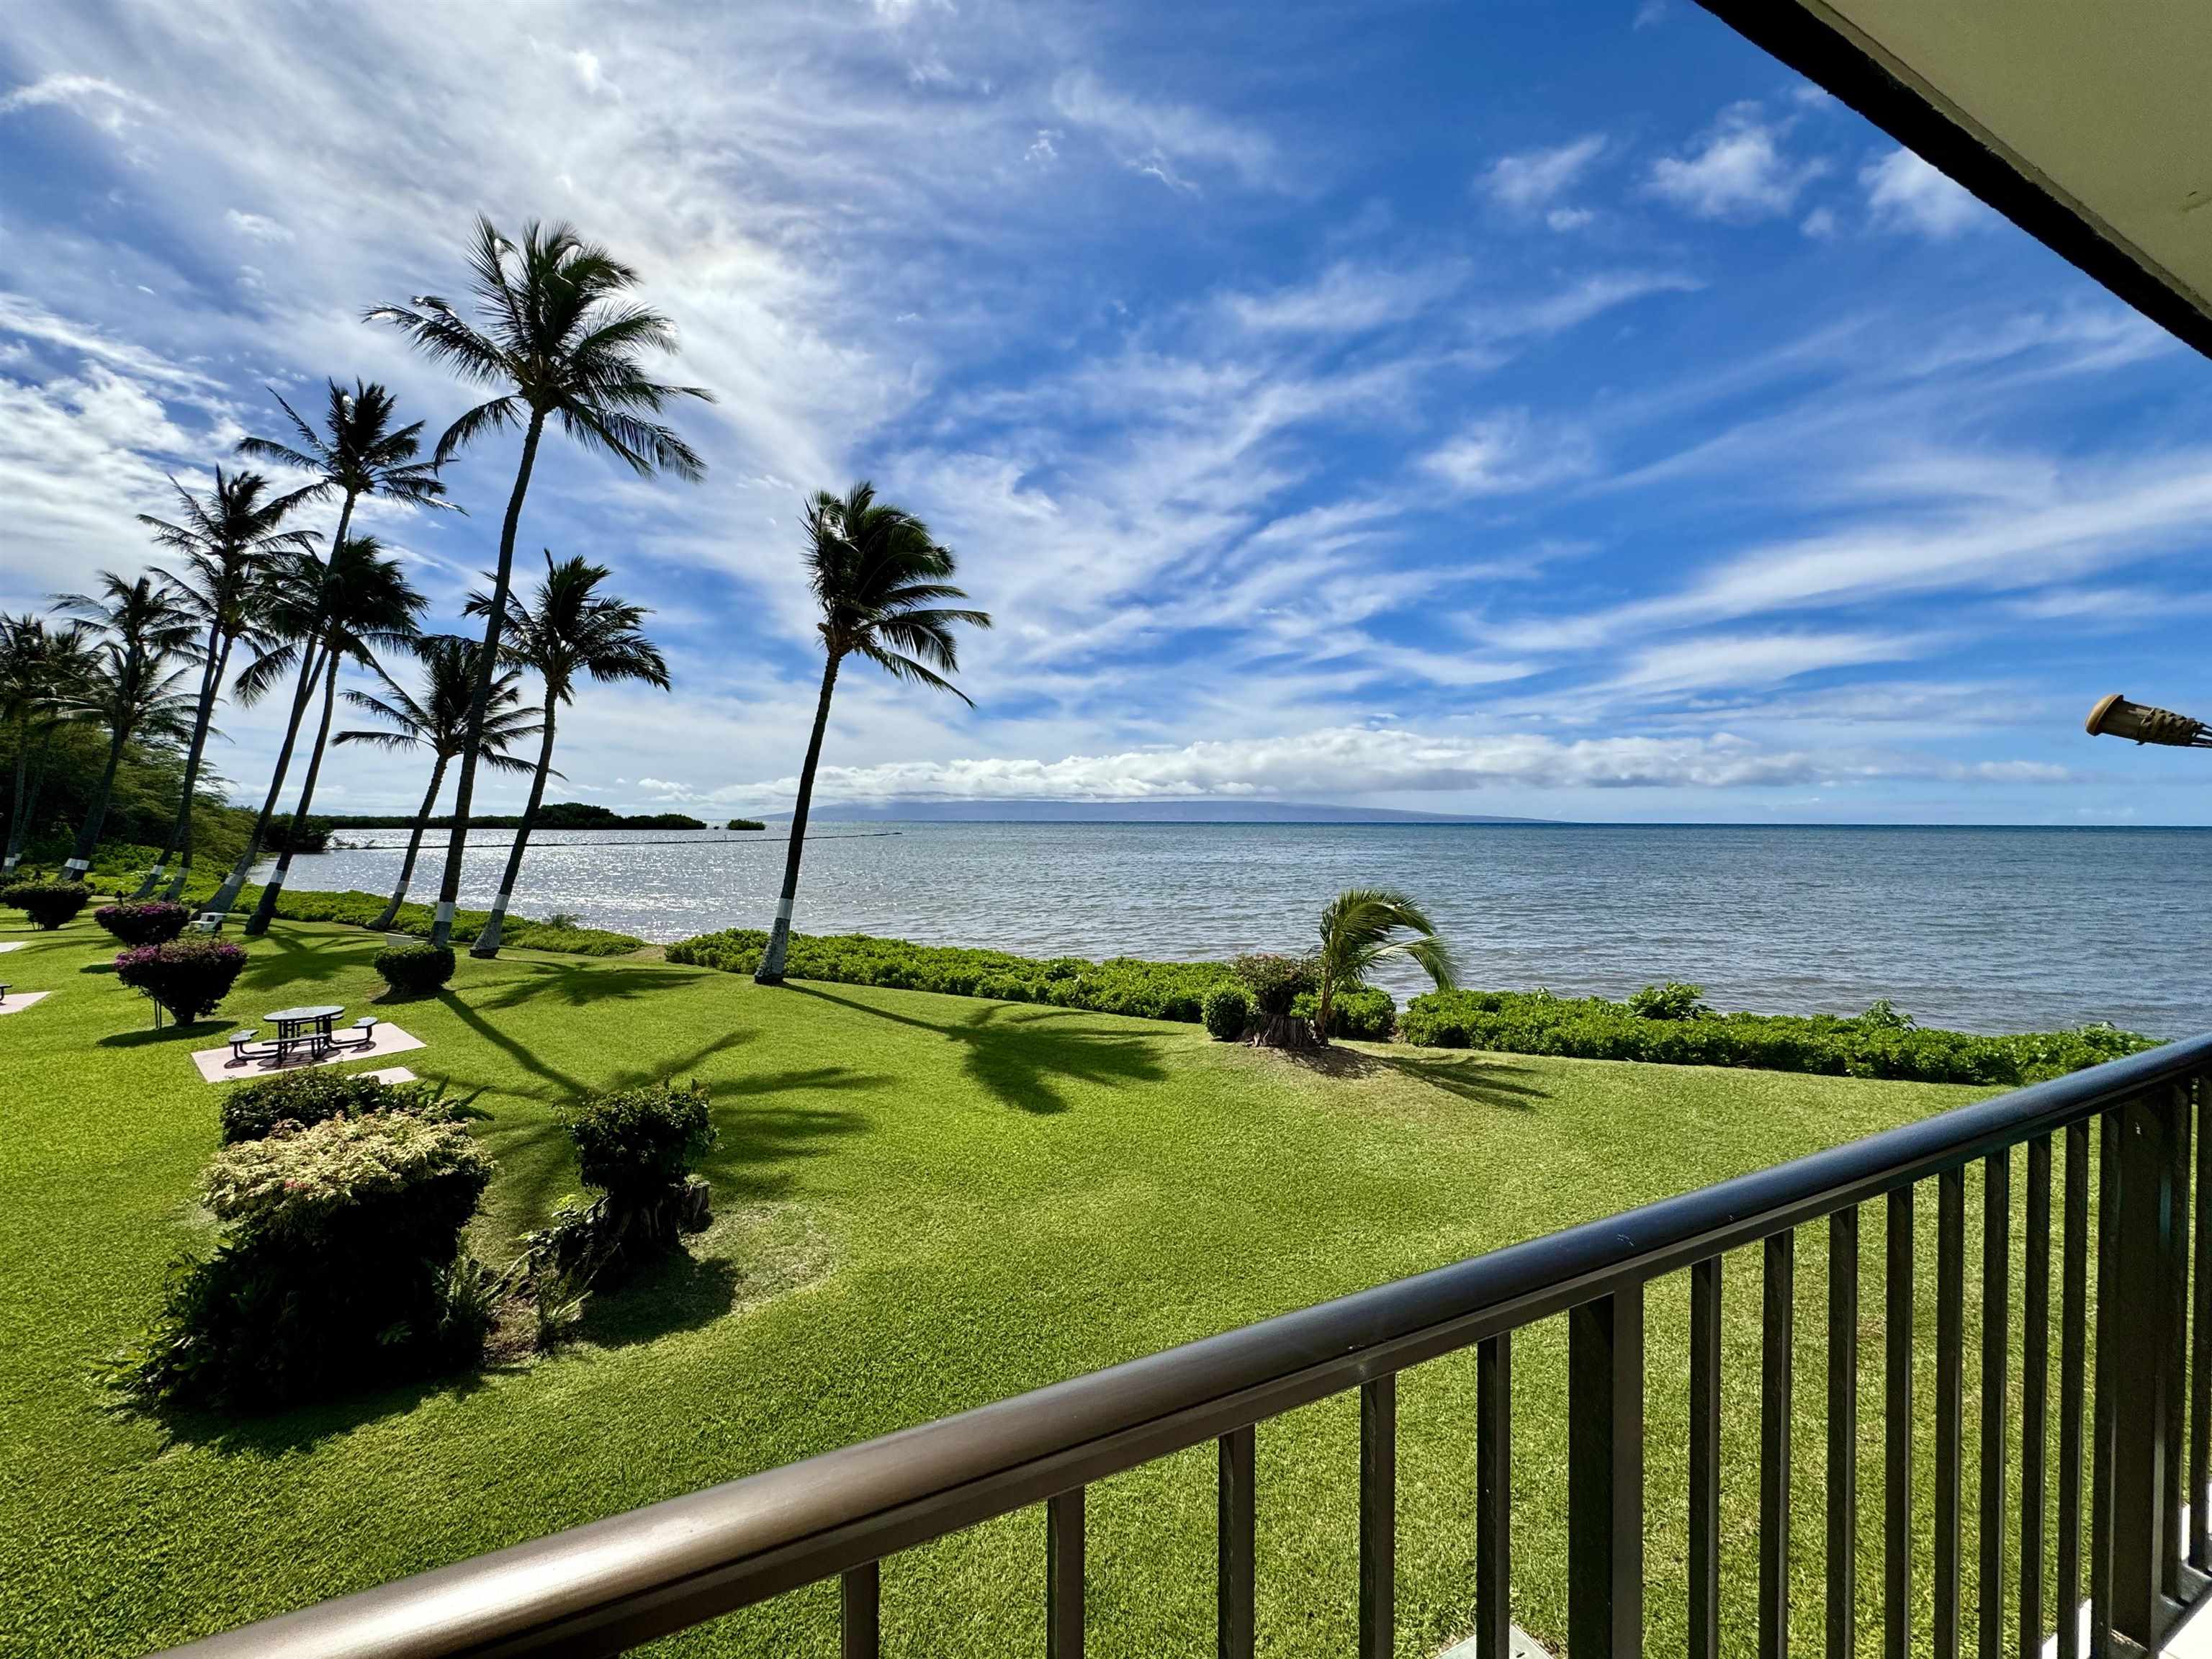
top-left (164, 1033), bottom-right (2212, 1659)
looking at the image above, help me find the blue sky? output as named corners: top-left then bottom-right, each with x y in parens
top-left (4, 0), bottom-right (2211, 824)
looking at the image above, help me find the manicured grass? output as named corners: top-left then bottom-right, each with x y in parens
top-left (0, 914), bottom-right (2050, 1657)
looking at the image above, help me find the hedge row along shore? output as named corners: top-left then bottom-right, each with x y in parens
top-left (667, 925), bottom-right (2157, 1084)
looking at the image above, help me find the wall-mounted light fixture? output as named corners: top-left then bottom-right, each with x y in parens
top-left (2085, 693), bottom-right (2211, 747)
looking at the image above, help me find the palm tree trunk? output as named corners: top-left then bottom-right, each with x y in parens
top-left (370, 755), bottom-right (448, 932)
top-left (472, 696), bottom-right (557, 959)
top-left (757, 652), bottom-right (841, 984)
top-left (245, 649), bottom-right (340, 937)
top-left (204, 638), bottom-right (328, 918)
top-left (4, 731), bottom-right (52, 874)
top-left (65, 716), bottom-right (132, 879)
top-left (135, 624), bottom-right (228, 898)
top-left (430, 410), bottom-right (544, 949)
top-left (205, 489), bottom-right (356, 919)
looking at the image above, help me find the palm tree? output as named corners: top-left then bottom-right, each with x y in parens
top-left (51, 574), bottom-right (201, 878)
top-left (755, 482), bottom-right (991, 984)
top-left (244, 537), bottom-right (426, 936)
top-left (206, 382), bottom-right (446, 918)
top-left (334, 636), bottom-right (538, 932)
top-left (368, 217), bottom-right (710, 948)
top-left (464, 552), bottom-right (669, 957)
top-left (131, 468), bottom-right (315, 899)
top-left (1, 616), bottom-right (97, 875)
top-left (1311, 887), bottom-right (1459, 1044)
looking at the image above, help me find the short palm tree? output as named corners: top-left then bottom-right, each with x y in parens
top-left (1, 616), bottom-right (97, 875)
top-left (207, 383), bottom-right (444, 917)
top-left (132, 467), bottom-right (315, 899)
top-left (756, 482), bottom-right (991, 984)
top-left (244, 537), bottom-right (426, 935)
top-left (335, 636), bottom-right (538, 932)
top-left (369, 217), bottom-right (710, 946)
top-left (464, 552), bottom-right (669, 957)
top-left (52, 573), bottom-right (201, 877)
top-left (1312, 887), bottom-right (1460, 1043)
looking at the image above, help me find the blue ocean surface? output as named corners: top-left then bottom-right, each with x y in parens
top-left (276, 822), bottom-right (2212, 1037)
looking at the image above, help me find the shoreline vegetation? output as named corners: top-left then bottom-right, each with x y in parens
top-left (667, 925), bottom-right (2156, 1084)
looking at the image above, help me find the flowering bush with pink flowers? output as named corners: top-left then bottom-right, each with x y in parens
top-left (113, 936), bottom-right (248, 1022)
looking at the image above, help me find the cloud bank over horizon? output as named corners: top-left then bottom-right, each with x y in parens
top-left (3, 0), bottom-right (2209, 826)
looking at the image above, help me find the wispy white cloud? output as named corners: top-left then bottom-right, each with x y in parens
top-left (1223, 260), bottom-right (1460, 334)
top-left (1481, 134), bottom-right (1604, 213)
top-left (1647, 102), bottom-right (1828, 220)
top-left (1861, 148), bottom-right (1989, 238)
top-left (1051, 67), bottom-right (1277, 192)
top-left (1421, 410), bottom-right (1596, 496)
top-left (0, 71), bottom-right (152, 122)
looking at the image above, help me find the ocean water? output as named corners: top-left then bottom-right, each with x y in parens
top-left (274, 822), bottom-right (2212, 1037)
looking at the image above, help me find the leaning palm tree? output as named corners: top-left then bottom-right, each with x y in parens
top-left (463, 552), bottom-right (670, 958)
top-left (1, 617), bottom-right (97, 874)
top-left (205, 383), bottom-right (446, 918)
top-left (52, 573), bottom-right (201, 878)
top-left (131, 467), bottom-right (315, 898)
top-left (1311, 887), bottom-right (1460, 1045)
top-left (755, 482), bottom-right (991, 984)
top-left (244, 537), bottom-right (426, 936)
top-left (368, 217), bottom-right (711, 947)
top-left (334, 636), bottom-right (538, 931)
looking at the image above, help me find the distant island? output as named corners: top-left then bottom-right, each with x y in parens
top-left (760, 799), bottom-right (1550, 824)
top-left (307, 802), bottom-right (711, 835)
top-left (725, 818), bottom-right (765, 831)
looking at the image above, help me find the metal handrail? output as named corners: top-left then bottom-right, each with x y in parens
top-left (166, 1031), bottom-right (2212, 1659)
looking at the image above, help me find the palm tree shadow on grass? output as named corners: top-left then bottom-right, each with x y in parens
top-left (786, 984), bottom-right (1168, 1115)
top-left (464, 958), bottom-right (709, 1013)
top-left (1267, 1044), bottom-right (1550, 1110)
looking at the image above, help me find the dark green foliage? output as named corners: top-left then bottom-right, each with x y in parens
top-left (562, 1081), bottom-right (716, 1207)
top-left (1293, 986), bottom-right (1398, 1040)
top-left (261, 818), bottom-right (333, 855)
top-left (3, 880), bottom-right (91, 930)
top-left (724, 818), bottom-right (765, 831)
top-left (310, 802), bottom-right (704, 831)
top-left (1627, 981), bottom-right (1709, 1021)
top-left (1233, 953), bottom-right (1316, 1017)
top-left (670, 927), bottom-right (1235, 1022)
top-left (376, 942), bottom-right (455, 997)
top-left (1202, 984), bottom-right (1251, 1041)
top-left (113, 938), bottom-right (247, 1022)
top-left (1398, 987), bottom-right (2156, 1084)
top-left (94, 901), bottom-right (190, 946)
top-left (113, 1113), bottom-right (494, 1411)
top-left (220, 1067), bottom-right (447, 1145)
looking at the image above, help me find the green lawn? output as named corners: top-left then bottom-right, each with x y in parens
top-left (0, 914), bottom-right (2049, 1657)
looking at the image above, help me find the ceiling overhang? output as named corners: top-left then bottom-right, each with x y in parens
top-left (1695, 0), bottom-right (2212, 359)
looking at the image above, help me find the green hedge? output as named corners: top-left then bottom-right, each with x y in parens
top-left (667, 928), bottom-right (1236, 1023)
top-left (1398, 988), bottom-right (2155, 1085)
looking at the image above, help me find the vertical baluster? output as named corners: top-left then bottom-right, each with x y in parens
top-left (1886, 1184), bottom-right (1915, 1659)
top-left (841, 1562), bottom-right (879, 1659)
top-left (1048, 1488), bottom-right (1084, 1659)
top-left (2195, 1079), bottom-right (2212, 1575)
top-left (2057, 1120), bottom-right (2088, 1659)
top-left (2164, 1082), bottom-right (2193, 1601)
top-left (1691, 1259), bottom-right (1721, 1659)
top-left (1360, 1375), bottom-right (1395, 1659)
top-left (1936, 1164), bottom-right (1964, 1659)
top-left (2090, 1110), bottom-right (2119, 1653)
top-left (2020, 1135), bottom-right (2051, 1658)
top-left (1829, 1209), bottom-right (1858, 1659)
top-left (1570, 1287), bottom-right (1645, 1659)
top-left (2112, 1094), bottom-right (2178, 1646)
top-left (1478, 1336), bottom-right (1512, 1659)
top-left (1217, 1426), bottom-right (1254, 1659)
top-left (1761, 1231), bottom-right (1794, 1659)
top-left (1978, 1150), bottom-right (2010, 1659)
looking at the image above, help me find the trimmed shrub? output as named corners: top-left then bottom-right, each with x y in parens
top-left (1399, 987), bottom-right (2156, 1085)
top-left (3, 880), bottom-right (91, 930)
top-left (95, 900), bottom-right (192, 947)
top-left (563, 1081), bottom-right (717, 1208)
top-left (1627, 981), bottom-right (1709, 1022)
top-left (220, 1067), bottom-right (447, 1145)
top-left (1294, 986), bottom-right (1398, 1041)
top-left (114, 937), bottom-right (248, 1022)
top-left (1202, 984), bottom-right (1251, 1041)
top-left (376, 942), bottom-right (455, 997)
top-left (1232, 953), bottom-right (1316, 1017)
top-left (114, 1113), bottom-right (495, 1411)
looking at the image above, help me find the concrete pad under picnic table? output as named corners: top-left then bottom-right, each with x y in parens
top-left (0, 990), bottom-right (50, 1015)
top-left (191, 1021), bottom-right (425, 1084)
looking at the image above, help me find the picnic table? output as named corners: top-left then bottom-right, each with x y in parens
top-left (264, 1004), bottom-right (347, 1064)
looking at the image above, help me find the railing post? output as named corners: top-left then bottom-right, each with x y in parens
top-left (1570, 1287), bottom-right (1644, 1659)
top-left (2108, 1092), bottom-right (2182, 1649)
